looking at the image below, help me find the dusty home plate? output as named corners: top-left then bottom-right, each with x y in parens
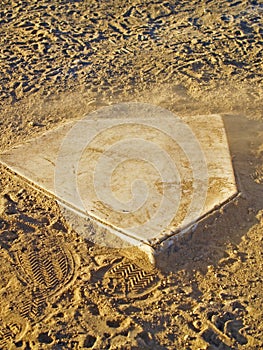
top-left (0, 103), bottom-right (238, 263)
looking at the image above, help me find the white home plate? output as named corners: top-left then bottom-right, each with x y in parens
top-left (0, 103), bottom-right (237, 259)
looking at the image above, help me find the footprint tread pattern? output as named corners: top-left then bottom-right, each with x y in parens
top-left (102, 259), bottom-right (160, 298)
top-left (7, 235), bottom-right (76, 324)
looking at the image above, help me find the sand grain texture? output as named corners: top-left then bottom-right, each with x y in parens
top-left (0, 0), bottom-right (263, 349)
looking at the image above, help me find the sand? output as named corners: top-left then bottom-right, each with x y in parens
top-left (0, 0), bottom-right (262, 349)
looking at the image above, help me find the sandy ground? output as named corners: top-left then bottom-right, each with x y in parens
top-left (0, 0), bottom-right (263, 349)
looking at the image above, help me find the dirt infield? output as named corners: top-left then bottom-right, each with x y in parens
top-left (0, 1), bottom-right (262, 349)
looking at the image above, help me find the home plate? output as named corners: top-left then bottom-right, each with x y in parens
top-left (0, 103), bottom-right (238, 263)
